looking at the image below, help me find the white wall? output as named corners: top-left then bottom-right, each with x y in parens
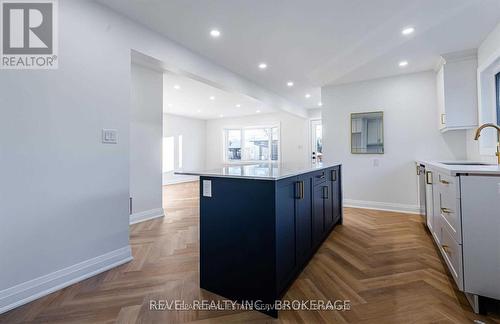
top-left (130, 64), bottom-right (163, 221)
top-left (308, 108), bottom-right (322, 119)
top-left (163, 114), bottom-right (206, 184)
top-left (205, 112), bottom-right (309, 169)
top-left (322, 71), bottom-right (468, 213)
top-left (466, 22), bottom-right (500, 163)
top-left (0, 1), bottom-right (132, 312)
top-left (478, 23), bottom-right (500, 66)
top-left (0, 0), bottom-right (301, 313)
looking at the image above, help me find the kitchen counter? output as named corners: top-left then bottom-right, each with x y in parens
top-left (417, 160), bottom-right (500, 176)
top-left (175, 162), bottom-right (342, 180)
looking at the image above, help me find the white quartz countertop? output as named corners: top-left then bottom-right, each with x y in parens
top-left (417, 160), bottom-right (500, 176)
top-left (175, 162), bottom-right (341, 180)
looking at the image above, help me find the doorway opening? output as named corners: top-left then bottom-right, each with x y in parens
top-left (310, 119), bottom-right (323, 166)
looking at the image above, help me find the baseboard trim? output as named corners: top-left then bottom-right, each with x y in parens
top-left (129, 208), bottom-right (165, 225)
top-left (344, 199), bottom-right (421, 215)
top-left (0, 246), bottom-right (132, 315)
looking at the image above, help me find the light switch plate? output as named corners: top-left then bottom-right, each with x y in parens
top-left (203, 180), bottom-right (212, 197)
top-left (102, 129), bottom-right (118, 144)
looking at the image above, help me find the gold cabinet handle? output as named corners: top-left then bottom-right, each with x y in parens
top-left (441, 207), bottom-right (452, 214)
top-left (442, 244), bottom-right (451, 254)
top-left (441, 114), bottom-right (446, 125)
top-left (426, 171), bottom-right (432, 185)
top-left (440, 179), bottom-right (450, 185)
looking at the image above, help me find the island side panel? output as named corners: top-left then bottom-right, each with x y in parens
top-left (199, 176), bottom-right (277, 305)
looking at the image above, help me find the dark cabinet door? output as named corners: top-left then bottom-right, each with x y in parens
top-left (295, 175), bottom-right (312, 266)
top-left (331, 167), bottom-right (341, 225)
top-left (275, 177), bottom-right (297, 293)
top-left (312, 184), bottom-right (325, 247)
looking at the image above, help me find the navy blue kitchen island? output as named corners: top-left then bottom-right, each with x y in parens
top-left (177, 163), bottom-right (342, 318)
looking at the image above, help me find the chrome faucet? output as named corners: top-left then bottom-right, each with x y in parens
top-left (474, 123), bottom-right (500, 165)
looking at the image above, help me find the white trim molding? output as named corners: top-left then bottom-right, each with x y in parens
top-left (0, 246), bottom-right (132, 315)
top-left (130, 208), bottom-right (165, 225)
top-left (344, 199), bottom-right (421, 215)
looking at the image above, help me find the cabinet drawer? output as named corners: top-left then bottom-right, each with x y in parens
top-left (312, 170), bottom-right (327, 185)
top-left (437, 173), bottom-right (459, 199)
top-left (439, 223), bottom-right (464, 291)
top-left (431, 207), bottom-right (441, 245)
top-left (437, 172), bottom-right (462, 243)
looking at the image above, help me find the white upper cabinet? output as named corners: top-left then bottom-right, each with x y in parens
top-left (436, 50), bottom-right (478, 132)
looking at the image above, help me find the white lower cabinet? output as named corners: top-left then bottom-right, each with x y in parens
top-left (461, 176), bottom-right (500, 301)
top-left (424, 166), bottom-right (500, 312)
top-left (427, 168), bottom-right (464, 289)
top-left (440, 217), bottom-right (464, 290)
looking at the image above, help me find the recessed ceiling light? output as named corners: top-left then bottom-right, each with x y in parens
top-left (219, 114), bottom-right (224, 118)
top-left (167, 103), bottom-right (173, 108)
top-left (173, 85), bottom-right (180, 90)
top-left (235, 104), bottom-right (241, 108)
top-left (287, 81), bottom-right (294, 87)
top-left (399, 60), bottom-right (409, 67)
top-left (209, 96), bottom-right (215, 100)
top-left (258, 63), bottom-right (267, 70)
top-left (196, 109), bottom-right (201, 113)
top-left (210, 29), bottom-right (221, 38)
top-left (401, 27), bottom-right (415, 35)
top-left (318, 102), bottom-right (323, 107)
top-left (305, 93), bottom-right (311, 99)
top-left (256, 110), bottom-right (261, 113)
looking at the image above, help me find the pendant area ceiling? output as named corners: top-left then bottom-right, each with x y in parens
top-left (99, 0), bottom-right (500, 109)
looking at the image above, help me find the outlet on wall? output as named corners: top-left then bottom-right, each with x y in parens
top-left (372, 158), bottom-right (380, 167)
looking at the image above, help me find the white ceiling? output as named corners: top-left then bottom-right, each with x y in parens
top-left (100, 0), bottom-right (500, 109)
top-left (163, 72), bottom-right (274, 119)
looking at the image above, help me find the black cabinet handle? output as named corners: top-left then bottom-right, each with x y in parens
top-left (331, 170), bottom-right (337, 182)
top-left (323, 186), bottom-right (329, 199)
top-left (295, 181), bottom-right (304, 199)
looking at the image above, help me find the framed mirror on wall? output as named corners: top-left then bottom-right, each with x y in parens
top-left (351, 111), bottom-right (384, 154)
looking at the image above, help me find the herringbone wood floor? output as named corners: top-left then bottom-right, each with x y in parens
top-left (1, 181), bottom-right (499, 323)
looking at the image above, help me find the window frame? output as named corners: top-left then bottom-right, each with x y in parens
top-left (223, 125), bottom-right (281, 163)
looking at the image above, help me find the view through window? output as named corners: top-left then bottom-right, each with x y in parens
top-left (225, 126), bottom-right (279, 162)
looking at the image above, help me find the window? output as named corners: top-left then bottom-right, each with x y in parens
top-left (163, 136), bottom-right (174, 172)
top-left (226, 129), bottom-right (242, 161)
top-left (224, 126), bottom-right (280, 162)
top-left (496, 72), bottom-right (500, 125)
